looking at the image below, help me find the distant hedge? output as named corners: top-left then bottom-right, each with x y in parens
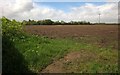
top-left (22, 19), bottom-right (91, 25)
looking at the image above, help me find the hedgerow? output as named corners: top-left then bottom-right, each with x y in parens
top-left (1, 16), bottom-right (23, 36)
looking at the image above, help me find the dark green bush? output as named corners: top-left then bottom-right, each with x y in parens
top-left (1, 17), bottom-right (35, 73)
top-left (1, 17), bottom-right (23, 36)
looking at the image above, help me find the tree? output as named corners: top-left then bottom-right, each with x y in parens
top-left (44, 19), bottom-right (54, 25)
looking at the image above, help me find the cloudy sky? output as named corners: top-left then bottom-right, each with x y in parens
top-left (0, 0), bottom-right (119, 23)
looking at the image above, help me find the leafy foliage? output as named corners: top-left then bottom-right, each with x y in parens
top-left (1, 16), bottom-right (23, 36)
top-left (1, 17), bottom-right (35, 73)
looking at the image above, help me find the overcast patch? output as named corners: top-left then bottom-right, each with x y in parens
top-left (0, 0), bottom-right (118, 23)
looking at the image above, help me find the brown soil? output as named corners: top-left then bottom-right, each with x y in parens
top-left (25, 25), bottom-right (118, 49)
top-left (24, 25), bottom-right (118, 39)
top-left (41, 50), bottom-right (96, 73)
top-left (24, 25), bottom-right (118, 73)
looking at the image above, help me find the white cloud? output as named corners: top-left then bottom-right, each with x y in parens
top-left (106, 0), bottom-right (120, 2)
top-left (0, 0), bottom-right (118, 23)
top-left (69, 3), bottom-right (118, 23)
top-left (34, 0), bottom-right (120, 2)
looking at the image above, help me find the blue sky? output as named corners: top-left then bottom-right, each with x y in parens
top-left (34, 2), bottom-right (107, 12)
top-left (33, 0), bottom-right (119, 2)
top-left (0, 0), bottom-right (118, 23)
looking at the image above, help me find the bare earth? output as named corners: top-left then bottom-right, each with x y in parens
top-left (41, 50), bottom-right (96, 73)
top-left (25, 25), bottom-right (118, 38)
top-left (25, 25), bottom-right (118, 73)
top-left (25, 25), bottom-right (118, 48)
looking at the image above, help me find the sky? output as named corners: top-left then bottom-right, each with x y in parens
top-left (0, 0), bottom-right (119, 23)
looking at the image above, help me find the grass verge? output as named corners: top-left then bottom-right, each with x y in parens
top-left (4, 33), bottom-right (118, 73)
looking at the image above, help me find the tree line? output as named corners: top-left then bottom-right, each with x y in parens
top-left (22, 19), bottom-right (91, 25)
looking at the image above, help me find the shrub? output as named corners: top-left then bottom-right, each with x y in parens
top-left (1, 17), bottom-right (23, 36)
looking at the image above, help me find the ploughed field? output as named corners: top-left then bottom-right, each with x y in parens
top-left (25, 25), bottom-right (118, 39)
top-left (25, 25), bottom-right (118, 49)
top-left (24, 25), bottom-right (118, 73)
